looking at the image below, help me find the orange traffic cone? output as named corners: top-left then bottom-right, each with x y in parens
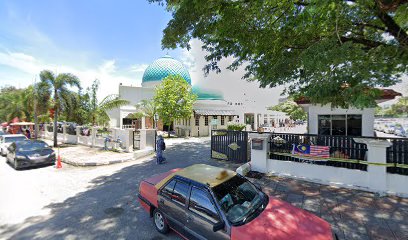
top-left (56, 154), bottom-right (62, 169)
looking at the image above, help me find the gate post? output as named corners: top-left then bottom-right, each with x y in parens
top-left (354, 138), bottom-right (392, 194)
top-left (248, 133), bottom-right (271, 173)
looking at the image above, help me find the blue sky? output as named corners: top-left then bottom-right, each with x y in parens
top-left (0, 0), bottom-right (404, 105)
top-left (0, 0), bottom-right (189, 96)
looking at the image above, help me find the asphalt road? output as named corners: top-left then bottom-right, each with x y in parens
top-left (0, 140), bottom-right (239, 240)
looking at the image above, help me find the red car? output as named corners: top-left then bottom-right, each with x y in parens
top-left (138, 164), bottom-right (335, 240)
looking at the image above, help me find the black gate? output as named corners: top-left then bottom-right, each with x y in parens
top-left (211, 130), bottom-right (249, 163)
top-left (133, 130), bottom-right (140, 150)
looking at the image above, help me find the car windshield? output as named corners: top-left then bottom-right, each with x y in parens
top-left (18, 142), bottom-right (49, 151)
top-left (212, 175), bottom-right (266, 225)
top-left (5, 136), bottom-right (27, 143)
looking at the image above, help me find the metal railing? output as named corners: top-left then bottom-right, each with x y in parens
top-left (387, 138), bottom-right (408, 176)
top-left (269, 133), bottom-right (368, 171)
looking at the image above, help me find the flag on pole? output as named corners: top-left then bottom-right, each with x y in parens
top-left (292, 144), bottom-right (330, 158)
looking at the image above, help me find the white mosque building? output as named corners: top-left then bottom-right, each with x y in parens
top-left (108, 55), bottom-right (288, 136)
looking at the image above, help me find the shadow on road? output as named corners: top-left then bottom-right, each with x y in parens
top-left (0, 140), bottom-right (240, 240)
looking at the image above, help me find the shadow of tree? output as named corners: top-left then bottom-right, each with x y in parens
top-left (0, 140), bottom-right (240, 240)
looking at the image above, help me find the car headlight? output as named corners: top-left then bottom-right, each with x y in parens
top-left (16, 155), bottom-right (26, 160)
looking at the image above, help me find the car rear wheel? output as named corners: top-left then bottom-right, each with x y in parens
top-left (153, 208), bottom-right (169, 234)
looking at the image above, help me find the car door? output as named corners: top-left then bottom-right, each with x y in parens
top-left (158, 178), bottom-right (190, 236)
top-left (185, 186), bottom-right (229, 240)
top-left (6, 143), bottom-right (16, 162)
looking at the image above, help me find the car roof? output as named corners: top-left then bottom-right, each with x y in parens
top-left (3, 134), bottom-right (26, 138)
top-left (155, 164), bottom-right (237, 189)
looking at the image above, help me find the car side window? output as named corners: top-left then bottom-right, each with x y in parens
top-left (172, 181), bottom-right (189, 205)
top-left (161, 179), bottom-right (176, 199)
top-left (189, 187), bottom-right (220, 223)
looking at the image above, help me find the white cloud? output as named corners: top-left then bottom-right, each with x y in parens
top-left (0, 50), bottom-right (143, 101)
top-left (129, 64), bottom-right (149, 73)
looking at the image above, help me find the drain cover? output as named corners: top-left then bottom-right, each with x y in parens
top-left (104, 207), bottom-right (124, 217)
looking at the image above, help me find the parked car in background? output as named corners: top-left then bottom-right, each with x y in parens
top-left (0, 134), bottom-right (28, 156)
top-left (138, 164), bottom-right (334, 240)
top-left (394, 124), bottom-right (405, 137)
top-left (6, 140), bottom-right (55, 170)
top-left (384, 124), bottom-right (396, 134)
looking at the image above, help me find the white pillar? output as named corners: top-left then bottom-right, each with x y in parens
top-left (354, 138), bottom-right (392, 193)
top-left (62, 125), bottom-right (67, 143)
top-left (76, 126), bottom-right (81, 144)
top-left (141, 116), bottom-right (146, 129)
top-left (249, 133), bottom-right (271, 173)
top-left (91, 127), bottom-right (97, 147)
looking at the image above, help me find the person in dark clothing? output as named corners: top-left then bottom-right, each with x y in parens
top-left (25, 129), bottom-right (31, 139)
top-left (156, 135), bottom-right (166, 164)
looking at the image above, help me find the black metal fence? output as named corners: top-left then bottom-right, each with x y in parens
top-left (211, 130), bottom-right (249, 163)
top-left (269, 133), bottom-right (368, 171)
top-left (387, 139), bottom-right (408, 176)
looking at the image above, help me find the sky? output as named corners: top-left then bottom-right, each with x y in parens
top-left (0, 0), bottom-right (405, 107)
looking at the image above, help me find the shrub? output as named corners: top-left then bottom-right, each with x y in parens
top-left (227, 122), bottom-right (246, 131)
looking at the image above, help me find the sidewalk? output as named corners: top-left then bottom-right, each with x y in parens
top-left (41, 137), bottom-right (208, 166)
top-left (250, 175), bottom-right (408, 239)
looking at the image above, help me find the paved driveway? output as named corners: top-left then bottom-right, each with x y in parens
top-left (0, 140), bottom-right (238, 240)
top-left (0, 139), bottom-right (407, 240)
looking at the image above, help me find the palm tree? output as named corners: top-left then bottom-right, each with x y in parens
top-left (87, 79), bottom-right (129, 126)
top-left (89, 94), bottom-right (129, 126)
top-left (0, 89), bottom-right (29, 121)
top-left (39, 70), bottom-right (81, 147)
top-left (135, 99), bottom-right (157, 128)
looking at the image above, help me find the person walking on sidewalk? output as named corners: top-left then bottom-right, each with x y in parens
top-left (156, 135), bottom-right (166, 164)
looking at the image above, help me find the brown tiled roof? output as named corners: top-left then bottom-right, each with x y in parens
top-left (294, 88), bottom-right (402, 105)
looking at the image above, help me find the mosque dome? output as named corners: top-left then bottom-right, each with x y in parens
top-left (192, 86), bottom-right (224, 100)
top-left (142, 55), bottom-right (191, 86)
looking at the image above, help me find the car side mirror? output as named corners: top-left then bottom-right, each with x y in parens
top-left (212, 221), bottom-right (225, 232)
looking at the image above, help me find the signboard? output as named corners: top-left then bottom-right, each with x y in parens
top-left (211, 119), bottom-right (218, 125)
top-left (252, 138), bottom-right (264, 150)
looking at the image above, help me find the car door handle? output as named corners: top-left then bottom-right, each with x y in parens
top-left (159, 199), bottom-right (164, 205)
top-left (186, 215), bottom-right (193, 222)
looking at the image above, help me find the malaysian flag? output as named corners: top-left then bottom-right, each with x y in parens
top-left (292, 144), bottom-right (330, 158)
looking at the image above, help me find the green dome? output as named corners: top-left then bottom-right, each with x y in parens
top-left (192, 86), bottom-right (224, 100)
top-left (142, 55), bottom-right (191, 84)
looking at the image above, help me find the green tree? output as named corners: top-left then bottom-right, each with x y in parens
top-left (39, 70), bottom-right (81, 147)
top-left (87, 80), bottom-right (129, 126)
top-left (151, 0), bottom-right (408, 108)
top-left (270, 100), bottom-right (307, 121)
top-left (135, 99), bottom-right (157, 126)
top-left (153, 75), bottom-right (197, 137)
top-left (376, 97), bottom-right (408, 117)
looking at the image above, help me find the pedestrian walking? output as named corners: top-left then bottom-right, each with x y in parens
top-left (25, 129), bottom-right (31, 139)
top-left (156, 135), bottom-right (166, 164)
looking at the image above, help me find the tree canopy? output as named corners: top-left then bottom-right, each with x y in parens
top-left (151, 0), bottom-right (408, 108)
top-left (270, 100), bottom-right (307, 120)
top-left (154, 75), bottom-right (197, 134)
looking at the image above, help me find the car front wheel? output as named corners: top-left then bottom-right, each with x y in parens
top-left (14, 158), bottom-right (19, 170)
top-left (153, 208), bottom-right (169, 234)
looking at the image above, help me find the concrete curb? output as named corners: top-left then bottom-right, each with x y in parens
top-left (61, 149), bottom-right (155, 167)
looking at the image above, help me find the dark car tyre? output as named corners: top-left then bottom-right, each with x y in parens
top-left (153, 208), bottom-right (169, 234)
top-left (14, 158), bottom-right (19, 170)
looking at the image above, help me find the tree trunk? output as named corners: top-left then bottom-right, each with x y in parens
top-left (53, 90), bottom-right (58, 147)
top-left (34, 105), bottom-right (38, 139)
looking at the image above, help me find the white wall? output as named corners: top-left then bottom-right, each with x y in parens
top-left (306, 104), bottom-right (375, 136)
